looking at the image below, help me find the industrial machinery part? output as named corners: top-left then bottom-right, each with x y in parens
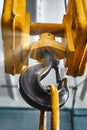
top-left (1, 0), bottom-right (87, 76)
top-left (19, 51), bottom-right (69, 111)
top-left (19, 33), bottom-right (69, 110)
top-left (39, 85), bottom-right (60, 130)
top-left (62, 0), bottom-right (87, 76)
top-left (1, 0), bottom-right (64, 75)
top-left (2, 0), bottom-right (87, 76)
top-left (1, 0), bottom-right (87, 128)
top-left (1, 0), bottom-right (30, 74)
top-left (29, 33), bottom-right (65, 61)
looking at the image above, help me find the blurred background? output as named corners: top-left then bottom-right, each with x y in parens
top-left (0, 0), bottom-right (87, 130)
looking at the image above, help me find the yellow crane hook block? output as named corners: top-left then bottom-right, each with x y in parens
top-left (1, 0), bottom-right (30, 75)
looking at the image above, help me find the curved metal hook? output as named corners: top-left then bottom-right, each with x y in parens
top-left (19, 52), bottom-right (69, 111)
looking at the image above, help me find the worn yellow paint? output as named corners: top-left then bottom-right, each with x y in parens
top-left (39, 85), bottom-right (60, 130)
top-left (48, 85), bottom-right (60, 130)
top-left (1, 0), bottom-right (87, 76)
top-left (2, 0), bottom-right (30, 75)
top-left (63, 0), bottom-right (87, 76)
top-left (29, 33), bottom-right (65, 61)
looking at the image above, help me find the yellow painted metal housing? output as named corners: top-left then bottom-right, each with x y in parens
top-left (2, 0), bottom-right (30, 75)
top-left (63, 0), bottom-right (87, 76)
top-left (29, 33), bottom-right (65, 61)
top-left (1, 0), bottom-right (87, 76)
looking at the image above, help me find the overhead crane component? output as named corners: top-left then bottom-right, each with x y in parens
top-left (63, 0), bottom-right (87, 76)
top-left (2, 0), bottom-right (87, 129)
top-left (1, 0), bottom-right (30, 74)
top-left (29, 33), bottom-right (65, 61)
top-left (1, 0), bottom-right (87, 76)
top-left (19, 52), bottom-right (69, 111)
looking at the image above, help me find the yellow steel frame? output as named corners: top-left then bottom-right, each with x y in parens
top-left (63, 0), bottom-right (87, 76)
top-left (1, 0), bottom-right (87, 76)
top-left (2, 0), bottom-right (30, 74)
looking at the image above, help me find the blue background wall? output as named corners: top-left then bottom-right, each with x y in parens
top-left (0, 108), bottom-right (87, 130)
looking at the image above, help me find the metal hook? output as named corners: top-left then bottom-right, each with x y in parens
top-left (19, 51), bottom-right (69, 111)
